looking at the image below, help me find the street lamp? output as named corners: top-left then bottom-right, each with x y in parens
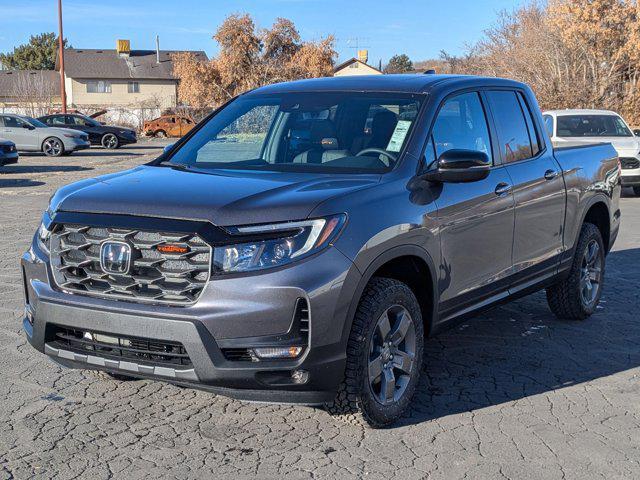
top-left (58, 0), bottom-right (67, 113)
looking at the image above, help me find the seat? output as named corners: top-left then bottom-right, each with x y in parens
top-left (351, 110), bottom-right (398, 154)
top-left (293, 120), bottom-right (349, 164)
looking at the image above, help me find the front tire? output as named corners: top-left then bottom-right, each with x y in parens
top-left (155, 130), bottom-right (167, 138)
top-left (546, 223), bottom-right (605, 320)
top-left (633, 186), bottom-right (640, 196)
top-left (325, 277), bottom-right (424, 428)
top-left (101, 133), bottom-right (119, 149)
top-left (42, 137), bottom-right (64, 157)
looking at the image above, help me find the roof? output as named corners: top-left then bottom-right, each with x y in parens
top-left (0, 70), bottom-right (60, 97)
top-left (248, 74), bottom-right (526, 95)
top-left (333, 58), bottom-right (382, 74)
top-left (544, 109), bottom-right (621, 117)
top-left (57, 49), bottom-right (208, 80)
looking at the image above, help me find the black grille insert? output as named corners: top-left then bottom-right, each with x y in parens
top-left (50, 224), bottom-right (211, 304)
top-left (620, 157), bottom-right (640, 169)
top-left (47, 325), bottom-right (193, 368)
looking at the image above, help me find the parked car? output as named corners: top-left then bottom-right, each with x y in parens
top-left (23, 75), bottom-right (621, 427)
top-left (0, 139), bottom-right (18, 166)
top-left (544, 109), bottom-right (640, 196)
top-left (0, 114), bottom-right (89, 157)
top-left (38, 113), bottom-right (137, 149)
top-left (143, 114), bottom-right (195, 138)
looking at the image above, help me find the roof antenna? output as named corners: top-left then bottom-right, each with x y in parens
top-left (423, 69), bottom-right (436, 75)
top-left (156, 35), bottom-right (160, 64)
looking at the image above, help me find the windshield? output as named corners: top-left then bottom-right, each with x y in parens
top-left (165, 92), bottom-right (423, 173)
top-left (78, 115), bottom-right (101, 126)
top-left (24, 117), bottom-right (48, 128)
top-left (556, 114), bottom-right (632, 137)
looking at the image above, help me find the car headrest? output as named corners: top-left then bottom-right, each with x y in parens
top-left (310, 120), bottom-right (338, 145)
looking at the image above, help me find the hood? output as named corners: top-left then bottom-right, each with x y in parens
top-left (0, 139), bottom-right (14, 146)
top-left (554, 136), bottom-right (640, 155)
top-left (51, 165), bottom-right (380, 226)
top-left (102, 125), bottom-right (135, 135)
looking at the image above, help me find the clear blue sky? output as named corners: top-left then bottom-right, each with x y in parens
top-left (0, 0), bottom-right (526, 64)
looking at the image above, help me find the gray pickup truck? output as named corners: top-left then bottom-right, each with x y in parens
top-left (22, 74), bottom-right (621, 427)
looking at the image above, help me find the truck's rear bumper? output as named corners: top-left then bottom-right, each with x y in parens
top-left (621, 174), bottom-right (640, 186)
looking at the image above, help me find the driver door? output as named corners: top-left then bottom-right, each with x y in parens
top-left (0, 115), bottom-right (37, 150)
top-left (430, 92), bottom-right (515, 320)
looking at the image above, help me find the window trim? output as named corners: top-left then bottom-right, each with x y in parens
top-left (128, 81), bottom-right (140, 94)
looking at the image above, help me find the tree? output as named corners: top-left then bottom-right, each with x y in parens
top-left (0, 33), bottom-right (69, 70)
top-left (172, 14), bottom-right (336, 109)
top-left (385, 54), bottom-right (414, 73)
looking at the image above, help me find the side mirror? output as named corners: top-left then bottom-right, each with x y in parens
top-left (163, 143), bottom-right (175, 153)
top-left (23, 124), bottom-right (35, 130)
top-left (633, 129), bottom-right (640, 137)
top-left (423, 149), bottom-right (491, 183)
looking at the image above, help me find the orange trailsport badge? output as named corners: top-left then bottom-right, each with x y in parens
top-left (156, 244), bottom-right (190, 254)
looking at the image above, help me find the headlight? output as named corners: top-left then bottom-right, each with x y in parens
top-left (214, 215), bottom-right (346, 273)
top-left (37, 221), bottom-right (51, 253)
top-left (63, 133), bottom-right (82, 139)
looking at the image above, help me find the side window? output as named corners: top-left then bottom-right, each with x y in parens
top-left (517, 93), bottom-right (541, 156)
top-left (3, 116), bottom-right (19, 128)
top-left (432, 92), bottom-right (492, 163)
top-left (0, 116), bottom-right (5, 127)
top-left (486, 91), bottom-right (533, 163)
top-left (543, 115), bottom-right (554, 137)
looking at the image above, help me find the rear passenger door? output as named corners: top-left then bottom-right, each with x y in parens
top-left (429, 92), bottom-right (515, 319)
top-left (485, 90), bottom-right (566, 287)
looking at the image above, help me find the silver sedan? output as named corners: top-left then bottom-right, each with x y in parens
top-left (0, 114), bottom-right (90, 157)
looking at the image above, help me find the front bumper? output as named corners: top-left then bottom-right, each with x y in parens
top-left (21, 240), bottom-right (359, 405)
top-left (0, 152), bottom-right (18, 165)
top-left (65, 138), bottom-right (91, 151)
top-left (621, 173), bottom-right (640, 186)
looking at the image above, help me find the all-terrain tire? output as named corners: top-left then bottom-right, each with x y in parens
top-left (325, 277), bottom-right (424, 428)
top-left (546, 222), bottom-right (605, 320)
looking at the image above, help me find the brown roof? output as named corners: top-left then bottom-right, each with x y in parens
top-left (57, 49), bottom-right (208, 80)
top-left (333, 58), bottom-right (383, 73)
top-left (0, 70), bottom-right (60, 97)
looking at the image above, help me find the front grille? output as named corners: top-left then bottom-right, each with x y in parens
top-left (48, 325), bottom-right (193, 368)
top-left (620, 157), bottom-right (640, 169)
top-left (50, 224), bottom-right (211, 304)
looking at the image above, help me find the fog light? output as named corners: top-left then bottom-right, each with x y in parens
top-left (253, 346), bottom-right (303, 360)
top-left (291, 369), bottom-right (309, 384)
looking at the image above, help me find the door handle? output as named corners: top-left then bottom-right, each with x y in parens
top-left (544, 169), bottom-right (559, 180)
top-left (495, 182), bottom-right (512, 196)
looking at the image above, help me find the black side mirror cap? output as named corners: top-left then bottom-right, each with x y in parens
top-left (633, 129), bottom-right (640, 136)
top-left (423, 149), bottom-right (491, 183)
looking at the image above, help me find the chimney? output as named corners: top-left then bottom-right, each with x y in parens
top-left (116, 39), bottom-right (130, 57)
top-left (156, 35), bottom-right (160, 64)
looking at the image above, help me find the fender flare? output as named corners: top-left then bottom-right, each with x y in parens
top-left (337, 244), bottom-right (439, 350)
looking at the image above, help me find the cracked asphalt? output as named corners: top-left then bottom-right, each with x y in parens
top-left (1, 139), bottom-right (639, 479)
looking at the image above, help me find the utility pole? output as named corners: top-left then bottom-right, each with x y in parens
top-left (58, 0), bottom-right (67, 113)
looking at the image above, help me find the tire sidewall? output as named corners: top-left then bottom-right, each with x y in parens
top-left (43, 137), bottom-right (63, 157)
top-left (576, 224), bottom-right (605, 316)
top-left (358, 284), bottom-right (424, 425)
top-left (102, 133), bottom-right (119, 149)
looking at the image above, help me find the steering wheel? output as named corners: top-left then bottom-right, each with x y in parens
top-left (355, 148), bottom-right (398, 165)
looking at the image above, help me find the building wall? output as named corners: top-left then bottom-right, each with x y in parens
top-left (334, 61), bottom-right (382, 77)
top-left (69, 78), bottom-right (177, 109)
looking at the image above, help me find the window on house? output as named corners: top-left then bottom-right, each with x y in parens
top-left (86, 80), bottom-right (112, 93)
top-left (128, 81), bottom-right (140, 93)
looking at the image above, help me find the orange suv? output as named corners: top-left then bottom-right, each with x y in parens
top-left (143, 115), bottom-right (195, 138)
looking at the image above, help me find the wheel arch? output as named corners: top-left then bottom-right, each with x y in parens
top-left (339, 245), bottom-right (439, 349)
top-left (580, 198), bottom-right (611, 253)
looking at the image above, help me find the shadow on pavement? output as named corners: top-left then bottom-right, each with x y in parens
top-left (0, 178), bottom-right (46, 188)
top-left (1, 165), bottom-right (93, 175)
top-left (393, 247), bottom-right (640, 428)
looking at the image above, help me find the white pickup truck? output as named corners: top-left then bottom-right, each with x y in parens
top-left (543, 109), bottom-right (640, 196)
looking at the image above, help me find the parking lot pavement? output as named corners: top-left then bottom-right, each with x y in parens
top-left (1, 144), bottom-right (639, 479)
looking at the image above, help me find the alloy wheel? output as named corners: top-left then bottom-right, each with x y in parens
top-left (43, 138), bottom-right (62, 156)
top-left (580, 239), bottom-right (602, 308)
top-left (368, 305), bottom-right (416, 405)
top-left (102, 134), bottom-right (118, 149)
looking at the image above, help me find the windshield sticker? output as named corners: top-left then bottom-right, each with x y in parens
top-left (387, 120), bottom-right (412, 152)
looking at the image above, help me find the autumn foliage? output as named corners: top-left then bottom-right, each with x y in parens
top-left (172, 15), bottom-right (336, 110)
top-left (430, 0), bottom-right (640, 125)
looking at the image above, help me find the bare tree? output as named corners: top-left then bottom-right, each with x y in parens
top-left (10, 72), bottom-right (57, 117)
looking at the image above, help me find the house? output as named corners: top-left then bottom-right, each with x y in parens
top-left (0, 70), bottom-right (61, 116)
top-left (57, 40), bottom-right (207, 114)
top-left (333, 58), bottom-right (383, 77)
